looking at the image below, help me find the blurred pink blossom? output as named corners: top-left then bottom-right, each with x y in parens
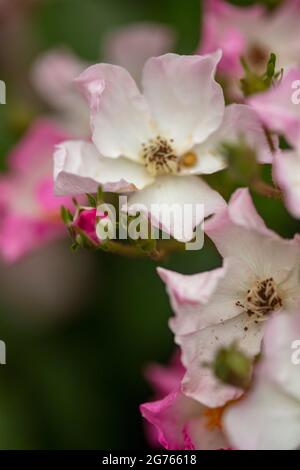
top-left (31, 49), bottom-right (89, 136)
top-left (31, 23), bottom-right (176, 135)
top-left (102, 22), bottom-right (176, 83)
top-left (246, 67), bottom-right (300, 218)
top-left (0, 119), bottom-right (74, 262)
top-left (247, 68), bottom-right (300, 147)
top-left (200, 0), bottom-right (300, 78)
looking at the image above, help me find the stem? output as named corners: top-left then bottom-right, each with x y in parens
top-left (251, 179), bottom-right (282, 199)
top-left (101, 238), bottom-right (186, 261)
top-left (263, 126), bottom-right (276, 154)
top-left (101, 240), bottom-right (163, 260)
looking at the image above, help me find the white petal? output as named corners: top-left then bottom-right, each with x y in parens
top-left (142, 52), bottom-right (225, 154)
top-left (180, 312), bottom-right (263, 408)
top-left (183, 103), bottom-right (274, 175)
top-left (54, 140), bottom-right (154, 196)
top-left (157, 265), bottom-right (226, 336)
top-left (273, 150), bottom-right (300, 219)
top-left (262, 311), bottom-right (300, 402)
top-left (224, 380), bottom-right (300, 450)
top-left (205, 189), bottom-right (300, 292)
top-left (76, 64), bottom-right (154, 161)
top-left (124, 175), bottom-right (225, 242)
top-left (205, 187), bottom-right (279, 258)
top-left (207, 104), bottom-right (274, 164)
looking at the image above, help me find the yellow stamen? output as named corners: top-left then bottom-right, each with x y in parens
top-left (203, 406), bottom-right (225, 431)
top-left (180, 152), bottom-right (197, 168)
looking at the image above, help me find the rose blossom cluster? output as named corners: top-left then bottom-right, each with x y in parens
top-left (2, 0), bottom-right (300, 450)
top-left (139, 0), bottom-right (300, 450)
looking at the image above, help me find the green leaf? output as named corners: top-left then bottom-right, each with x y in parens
top-left (86, 193), bottom-right (97, 208)
top-left (60, 206), bottom-right (73, 225)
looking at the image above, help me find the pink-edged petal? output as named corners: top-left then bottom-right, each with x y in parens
top-left (140, 390), bottom-right (200, 450)
top-left (142, 352), bottom-right (229, 450)
top-left (102, 22), bottom-right (176, 83)
top-left (273, 150), bottom-right (300, 219)
top-left (54, 140), bottom-right (154, 196)
top-left (142, 52), bottom-right (225, 154)
top-left (141, 390), bottom-right (228, 450)
top-left (157, 266), bottom-right (226, 335)
top-left (8, 118), bottom-right (70, 174)
top-left (205, 189), bottom-right (300, 292)
top-left (180, 311), bottom-right (263, 408)
top-left (224, 378), bottom-right (300, 450)
top-left (125, 175), bottom-right (225, 242)
top-left (205, 188), bottom-right (278, 257)
top-left (247, 68), bottom-right (300, 147)
top-left (76, 64), bottom-right (153, 161)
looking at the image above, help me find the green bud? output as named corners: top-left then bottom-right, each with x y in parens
top-left (212, 343), bottom-right (252, 390)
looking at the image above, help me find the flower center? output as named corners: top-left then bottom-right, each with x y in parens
top-left (204, 406), bottom-right (225, 431)
top-left (180, 151), bottom-right (198, 168)
top-left (141, 136), bottom-right (178, 176)
top-left (236, 277), bottom-right (282, 322)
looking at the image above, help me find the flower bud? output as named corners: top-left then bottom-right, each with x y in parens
top-left (73, 207), bottom-right (99, 245)
top-left (212, 343), bottom-right (252, 390)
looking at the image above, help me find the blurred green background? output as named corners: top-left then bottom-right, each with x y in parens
top-left (0, 0), bottom-right (298, 449)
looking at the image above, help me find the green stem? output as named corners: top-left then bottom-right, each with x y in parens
top-left (251, 179), bottom-right (282, 199)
